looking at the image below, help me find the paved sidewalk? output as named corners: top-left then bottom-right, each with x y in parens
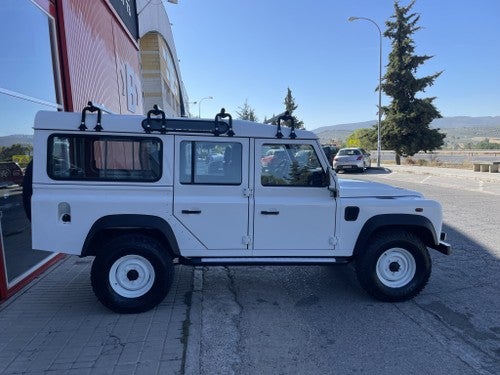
top-left (0, 256), bottom-right (193, 375)
top-left (382, 164), bottom-right (500, 183)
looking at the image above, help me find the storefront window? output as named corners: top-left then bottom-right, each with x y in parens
top-left (0, 0), bottom-right (62, 289)
top-left (0, 1), bottom-right (62, 106)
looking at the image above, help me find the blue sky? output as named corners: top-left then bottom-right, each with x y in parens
top-left (166, 0), bottom-right (500, 130)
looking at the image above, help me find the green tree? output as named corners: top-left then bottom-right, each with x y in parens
top-left (346, 128), bottom-right (377, 150)
top-left (0, 143), bottom-right (32, 162)
top-left (283, 87), bottom-right (304, 129)
top-left (473, 140), bottom-right (500, 150)
top-left (236, 99), bottom-right (258, 122)
top-left (381, 0), bottom-right (445, 164)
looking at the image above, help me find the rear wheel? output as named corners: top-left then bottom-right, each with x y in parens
top-left (355, 230), bottom-right (431, 302)
top-left (91, 234), bottom-right (174, 313)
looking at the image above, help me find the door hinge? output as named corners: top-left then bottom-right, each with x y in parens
top-left (243, 188), bottom-right (253, 197)
top-left (242, 235), bottom-right (252, 245)
top-left (329, 236), bottom-right (338, 248)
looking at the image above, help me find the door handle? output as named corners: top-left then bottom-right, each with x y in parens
top-left (181, 209), bottom-right (202, 214)
top-left (261, 210), bottom-right (279, 215)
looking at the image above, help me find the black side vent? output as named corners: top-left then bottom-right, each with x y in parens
top-left (345, 206), bottom-right (360, 221)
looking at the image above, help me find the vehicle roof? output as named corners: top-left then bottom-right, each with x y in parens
top-left (34, 111), bottom-right (318, 140)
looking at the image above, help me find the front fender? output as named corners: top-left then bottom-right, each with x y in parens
top-left (353, 214), bottom-right (440, 256)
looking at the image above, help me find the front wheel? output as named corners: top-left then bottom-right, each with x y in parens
top-left (355, 230), bottom-right (431, 302)
top-left (91, 234), bottom-right (174, 313)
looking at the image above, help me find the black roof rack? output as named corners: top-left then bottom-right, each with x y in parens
top-left (141, 105), bottom-right (234, 136)
top-left (78, 103), bottom-right (303, 139)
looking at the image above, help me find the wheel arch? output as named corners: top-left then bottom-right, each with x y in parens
top-left (353, 214), bottom-right (438, 257)
top-left (82, 214), bottom-right (180, 257)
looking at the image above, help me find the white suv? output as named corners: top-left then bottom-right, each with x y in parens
top-left (27, 106), bottom-right (451, 313)
top-left (333, 147), bottom-right (371, 172)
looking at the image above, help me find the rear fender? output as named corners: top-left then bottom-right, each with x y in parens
top-left (81, 214), bottom-right (179, 257)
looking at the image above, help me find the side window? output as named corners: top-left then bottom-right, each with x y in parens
top-left (260, 143), bottom-right (326, 187)
top-left (48, 135), bottom-right (162, 181)
top-left (180, 141), bottom-right (242, 185)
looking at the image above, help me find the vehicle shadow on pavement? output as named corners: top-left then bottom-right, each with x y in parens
top-left (364, 167), bottom-right (393, 175)
top-left (336, 167), bottom-right (393, 176)
top-left (200, 222), bottom-right (500, 375)
top-left (417, 222), bottom-right (499, 372)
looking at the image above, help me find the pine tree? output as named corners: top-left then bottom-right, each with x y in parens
top-left (236, 99), bottom-right (258, 122)
top-left (283, 88), bottom-right (304, 129)
top-left (381, 0), bottom-right (445, 164)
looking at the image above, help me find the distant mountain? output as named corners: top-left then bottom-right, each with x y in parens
top-left (313, 116), bottom-right (500, 144)
top-left (313, 116), bottom-right (500, 133)
top-left (430, 116), bottom-right (500, 128)
top-left (0, 134), bottom-right (33, 147)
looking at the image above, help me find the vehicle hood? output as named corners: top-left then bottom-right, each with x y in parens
top-left (337, 179), bottom-right (423, 198)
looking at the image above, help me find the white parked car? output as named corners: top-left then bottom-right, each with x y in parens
top-left (333, 148), bottom-right (371, 172)
top-left (25, 106), bottom-right (450, 313)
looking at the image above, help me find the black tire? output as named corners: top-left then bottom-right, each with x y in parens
top-left (355, 230), bottom-right (431, 302)
top-left (91, 234), bottom-right (174, 313)
top-left (22, 161), bottom-right (33, 221)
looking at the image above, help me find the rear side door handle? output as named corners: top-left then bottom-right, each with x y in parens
top-left (261, 210), bottom-right (279, 215)
top-left (181, 209), bottom-right (202, 214)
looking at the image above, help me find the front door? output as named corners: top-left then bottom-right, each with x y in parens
top-left (173, 137), bottom-right (250, 251)
top-left (253, 140), bottom-right (336, 254)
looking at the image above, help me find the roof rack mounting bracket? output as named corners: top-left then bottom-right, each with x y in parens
top-left (277, 111), bottom-right (296, 139)
top-left (79, 101), bottom-right (102, 131)
top-left (142, 105), bottom-right (167, 134)
top-left (215, 108), bottom-right (235, 137)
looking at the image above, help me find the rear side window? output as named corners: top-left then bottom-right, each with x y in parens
top-left (179, 141), bottom-right (242, 185)
top-left (48, 134), bottom-right (162, 182)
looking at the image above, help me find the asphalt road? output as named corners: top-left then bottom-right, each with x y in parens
top-left (195, 169), bottom-right (500, 375)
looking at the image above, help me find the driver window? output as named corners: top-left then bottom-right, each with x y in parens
top-left (260, 144), bottom-right (326, 187)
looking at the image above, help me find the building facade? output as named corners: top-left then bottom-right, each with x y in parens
top-left (137, 0), bottom-right (187, 117)
top-left (0, 0), bottom-right (150, 300)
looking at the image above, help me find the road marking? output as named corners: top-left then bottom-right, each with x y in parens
top-left (420, 175), bottom-right (432, 184)
top-left (478, 180), bottom-right (484, 193)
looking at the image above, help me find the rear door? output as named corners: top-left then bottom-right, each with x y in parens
top-left (173, 137), bottom-right (250, 251)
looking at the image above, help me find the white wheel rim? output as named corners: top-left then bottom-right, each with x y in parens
top-left (109, 255), bottom-right (155, 298)
top-left (376, 248), bottom-right (416, 288)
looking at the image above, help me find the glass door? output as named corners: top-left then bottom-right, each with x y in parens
top-left (0, 0), bottom-right (63, 296)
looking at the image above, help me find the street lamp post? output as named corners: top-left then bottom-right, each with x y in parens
top-left (348, 16), bottom-right (383, 167)
top-left (198, 96), bottom-right (214, 118)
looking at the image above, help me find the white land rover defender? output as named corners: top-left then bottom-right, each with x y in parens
top-left (26, 104), bottom-right (451, 313)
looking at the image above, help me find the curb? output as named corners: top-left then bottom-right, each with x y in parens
top-left (184, 266), bottom-right (203, 375)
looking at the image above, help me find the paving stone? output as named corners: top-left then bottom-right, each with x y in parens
top-left (0, 257), bottom-right (194, 375)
